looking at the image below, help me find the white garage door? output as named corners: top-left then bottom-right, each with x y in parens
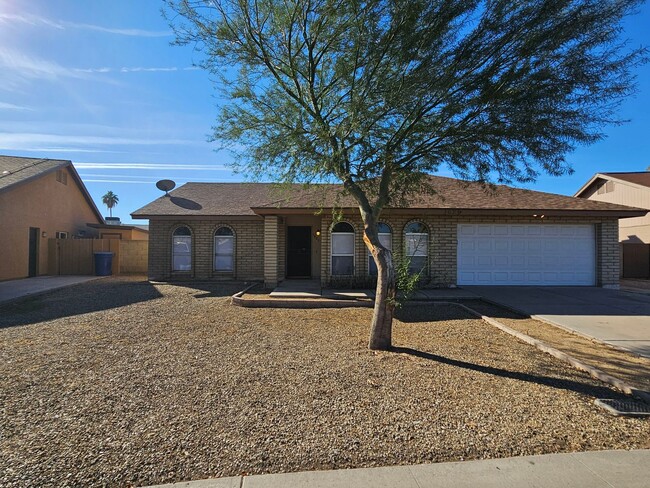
top-left (457, 224), bottom-right (596, 286)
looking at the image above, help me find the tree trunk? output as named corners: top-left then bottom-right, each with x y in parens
top-left (365, 234), bottom-right (396, 350)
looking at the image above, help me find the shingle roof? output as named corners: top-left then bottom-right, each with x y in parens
top-left (0, 155), bottom-right (70, 192)
top-left (603, 172), bottom-right (650, 188)
top-left (0, 154), bottom-right (104, 223)
top-left (132, 175), bottom-right (645, 218)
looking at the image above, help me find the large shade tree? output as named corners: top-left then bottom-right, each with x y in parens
top-left (166, 0), bottom-right (646, 350)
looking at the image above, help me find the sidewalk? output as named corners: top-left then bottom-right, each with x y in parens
top-left (0, 275), bottom-right (103, 305)
top-left (146, 450), bottom-right (650, 488)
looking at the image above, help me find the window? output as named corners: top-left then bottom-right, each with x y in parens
top-left (55, 231), bottom-right (68, 239)
top-left (368, 223), bottom-right (392, 275)
top-left (331, 222), bottom-right (354, 275)
top-left (172, 226), bottom-right (192, 271)
top-left (405, 222), bottom-right (429, 274)
top-left (214, 227), bottom-right (234, 272)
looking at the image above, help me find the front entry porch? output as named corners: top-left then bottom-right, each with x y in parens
top-left (268, 279), bottom-right (474, 301)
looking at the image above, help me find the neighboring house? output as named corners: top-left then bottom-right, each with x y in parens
top-left (87, 222), bottom-right (149, 241)
top-left (575, 170), bottom-right (650, 278)
top-left (132, 176), bottom-right (646, 289)
top-left (0, 155), bottom-right (104, 281)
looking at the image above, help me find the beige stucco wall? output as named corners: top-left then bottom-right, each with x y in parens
top-left (97, 227), bottom-right (149, 240)
top-left (582, 179), bottom-right (650, 243)
top-left (0, 166), bottom-right (101, 281)
top-left (120, 240), bottom-right (149, 273)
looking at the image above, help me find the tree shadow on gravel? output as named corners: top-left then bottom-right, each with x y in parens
top-left (168, 281), bottom-right (259, 299)
top-left (0, 279), bottom-right (163, 329)
top-left (395, 303), bottom-right (478, 323)
top-left (390, 346), bottom-right (628, 400)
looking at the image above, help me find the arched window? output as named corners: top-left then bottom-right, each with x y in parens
top-left (368, 223), bottom-right (392, 276)
top-left (172, 226), bottom-right (192, 271)
top-left (331, 222), bottom-right (355, 275)
top-left (405, 222), bottom-right (428, 274)
top-left (214, 227), bottom-right (235, 272)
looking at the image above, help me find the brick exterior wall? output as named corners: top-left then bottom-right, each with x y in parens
top-left (264, 216), bottom-right (279, 287)
top-left (319, 212), bottom-right (620, 288)
top-left (147, 218), bottom-right (264, 281)
top-left (596, 219), bottom-right (620, 288)
top-left (148, 213), bottom-right (620, 288)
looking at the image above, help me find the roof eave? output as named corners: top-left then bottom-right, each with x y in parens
top-left (574, 173), bottom-right (604, 197)
top-left (0, 160), bottom-right (69, 196)
top-left (575, 173), bottom-right (650, 195)
top-left (251, 207), bottom-right (646, 218)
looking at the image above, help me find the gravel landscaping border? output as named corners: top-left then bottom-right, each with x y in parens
top-left (2, 277), bottom-right (649, 487)
top-left (451, 302), bottom-right (650, 404)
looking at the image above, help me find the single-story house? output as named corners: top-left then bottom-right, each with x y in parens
top-left (575, 170), bottom-right (650, 278)
top-left (131, 175), bottom-right (646, 289)
top-left (0, 155), bottom-right (104, 281)
top-left (87, 222), bottom-right (150, 241)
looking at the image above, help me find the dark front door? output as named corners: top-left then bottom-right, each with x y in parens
top-left (287, 226), bottom-right (311, 277)
top-left (28, 227), bottom-right (39, 277)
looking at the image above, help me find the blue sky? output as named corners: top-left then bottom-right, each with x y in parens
top-left (0, 0), bottom-right (649, 224)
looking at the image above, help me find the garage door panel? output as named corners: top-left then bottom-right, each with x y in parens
top-left (457, 224), bottom-right (595, 286)
top-left (459, 225), bottom-right (476, 236)
top-left (511, 241), bottom-right (526, 252)
top-left (493, 272), bottom-right (509, 282)
top-left (494, 239), bottom-right (509, 251)
top-left (477, 256), bottom-right (492, 266)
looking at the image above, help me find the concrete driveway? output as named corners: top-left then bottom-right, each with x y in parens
top-left (0, 275), bottom-right (103, 305)
top-left (466, 286), bottom-right (650, 358)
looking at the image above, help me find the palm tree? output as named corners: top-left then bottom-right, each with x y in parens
top-left (102, 191), bottom-right (119, 218)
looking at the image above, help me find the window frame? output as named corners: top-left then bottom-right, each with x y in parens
top-left (404, 221), bottom-right (429, 275)
top-left (214, 226), bottom-right (235, 273)
top-left (330, 221), bottom-right (355, 276)
top-left (368, 222), bottom-right (392, 276)
top-left (171, 225), bottom-right (192, 272)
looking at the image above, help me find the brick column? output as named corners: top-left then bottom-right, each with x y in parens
top-left (264, 216), bottom-right (279, 288)
top-left (597, 219), bottom-right (620, 288)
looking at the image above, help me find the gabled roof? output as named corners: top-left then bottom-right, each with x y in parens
top-left (132, 175), bottom-right (645, 219)
top-left (0, 154), bottom-right (104, 223)
top-left (602, 172), bottom-right (650, 188)
top-left (575, 171), bottom-right (650, 197)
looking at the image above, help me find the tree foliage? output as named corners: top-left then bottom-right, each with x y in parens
top-left (168, 0), bottom-right (645, 195)
top-left (167, 0), bottom-right (646, 349)
top-left (102, 191), bottom-right (119, 218)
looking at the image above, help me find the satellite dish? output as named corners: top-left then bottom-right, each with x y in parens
top-left (156, 179), bottom-right (176, 195)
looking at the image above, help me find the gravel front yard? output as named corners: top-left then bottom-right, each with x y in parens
top-left (1, 277), bottom-right (648, 487)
